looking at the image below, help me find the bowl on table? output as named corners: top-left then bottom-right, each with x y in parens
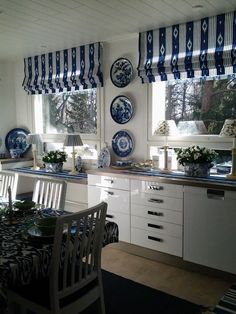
top-left (13, 200), bottom-right (36, 211)
top-left (34, 216), bottom-right (57, 236)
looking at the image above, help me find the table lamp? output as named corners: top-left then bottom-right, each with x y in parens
top-left (154, 120), bottom-right (178, 171)
top-left (220, 119), bottom-right (236, 180)
top-left (26, 133), bottom-right (42, 170)
top-left (64, 134), bottom-right (83, 175)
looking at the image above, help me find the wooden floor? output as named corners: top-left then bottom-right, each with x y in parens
top-left (101, 243), bottom-right (233, 311)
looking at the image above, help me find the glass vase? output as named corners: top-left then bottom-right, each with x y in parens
top-left (184, 163), bottom-right (212, 177)
top-left (44, 162), bottom-right (63, 173)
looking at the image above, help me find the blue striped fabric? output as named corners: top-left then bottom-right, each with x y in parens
top-left (138, 11), bottom-right (236, 82)
top-left (23, 42), bottom-right (103, 94)
top-left (213, 284), bottom-right (236, 313)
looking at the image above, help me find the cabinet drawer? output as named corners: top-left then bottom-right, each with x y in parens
top-left (131, 180), bottom-right (183, 197)
top-left (131, 228), bottom-right (182, 257)
top-left (131, 204), bottom-right (182, 224)
top-left (88, 174), bottom-right (130, 190)
top-left (88, 186), bottom-right (130, 214)
top-left (106, 211), bottom-right (130, 243)
top-left (66, 183), bottom-right (88, 203)
top-left (131, 192), bottom-right (183, 212)
top-left (131, 216), bottom-right (182, 238)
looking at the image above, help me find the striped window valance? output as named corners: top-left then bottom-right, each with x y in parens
top-left (138, 11), bottom-right (236, 83)
top-left (23, 42), bottom-right (103, 94)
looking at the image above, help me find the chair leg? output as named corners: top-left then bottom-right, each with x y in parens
top-left (97, 272), bottom-right (106, 314)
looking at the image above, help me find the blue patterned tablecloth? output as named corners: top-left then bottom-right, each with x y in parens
top-left (0, 209), bottom-right (118, 313)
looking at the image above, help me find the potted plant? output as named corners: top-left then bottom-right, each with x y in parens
top-left (175, 145), bottom-right (218, 177)
top-left (42, 150), bottom-right (67, 173)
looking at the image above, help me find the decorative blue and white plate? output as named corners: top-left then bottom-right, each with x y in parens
top-left (110, 58), bottom-right (133, 88)
top-left (98, 147), bottom-right (111, 168)
top-left (110, 95), bottom-right (134, 124)
top-left (112, 130), bottom-right (134, 157)
top-left (5, 128), bottom-right (31, 156)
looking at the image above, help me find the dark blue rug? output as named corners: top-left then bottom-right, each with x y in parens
top-left (83, 270), bottom-right (207, 314)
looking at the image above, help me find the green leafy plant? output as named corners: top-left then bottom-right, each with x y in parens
top-left (42, 150), bottom-right (67, 163)
top-left (175, 145), bottom-right (218, 166)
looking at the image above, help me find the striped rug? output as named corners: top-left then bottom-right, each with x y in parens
top-left (212, 284), bottom-right (236, 314)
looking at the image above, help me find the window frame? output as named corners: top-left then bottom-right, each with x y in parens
top-left (31, 87), bottom-right (104, 151)
top-left (147, 83), bottom-right (233, 153)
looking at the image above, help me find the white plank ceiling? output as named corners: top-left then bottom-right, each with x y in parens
top-left (0, 0), bottom-right (235, 61)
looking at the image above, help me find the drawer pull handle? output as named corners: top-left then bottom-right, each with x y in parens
top-left (104, 179), bottom-right (114, 184)
top-left (148, 235), bottom-right (163, 242)
top-left (147, 210), bottom-right (163, 217)
top-left (148, 223), bottom-right (163, 229)
top-left (106, 214), bottom-right (114, 218)
top-left (207, 189), bottom-right (224, 200)
top-left (148, 198), bottom-right (163, 203)
top-left (105, 191), bottom-right (114, 195)
top-left (148, 185), bottom-right (163, 191)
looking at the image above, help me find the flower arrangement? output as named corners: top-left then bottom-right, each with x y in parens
top-left (175, 145), bottom-right (218, 166)
top-left (42, 150), bottom-right (67, 164)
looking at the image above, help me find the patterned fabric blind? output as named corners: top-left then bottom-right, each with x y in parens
top-left (23, 42), bottom-right (103, 94)
top-left (138, 11), bottom-right (236, 83)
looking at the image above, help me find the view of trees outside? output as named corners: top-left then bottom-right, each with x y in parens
top-left (165, 78), bottom-right (236, 134)
top-left (42, 89), bottom-right (97, 134)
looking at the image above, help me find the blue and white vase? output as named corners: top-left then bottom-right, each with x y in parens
top-left (184, 163), bottom-right (212, 177)
top-left (44, 162), bottom-right (63, 173)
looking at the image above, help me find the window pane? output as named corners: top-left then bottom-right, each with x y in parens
top-left (42, 89), bottom-right (97, 134)
top-left (153, 78), bottom-right (236, 135)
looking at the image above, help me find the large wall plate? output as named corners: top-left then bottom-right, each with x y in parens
top-left (110, 95), bottom-right (134, 124)
top-left (112, 130), bottom-right (134, 157)
top-left (110, 58), bottom-right (133, 88)
top-left (5, 128), bottom-right (31, 156)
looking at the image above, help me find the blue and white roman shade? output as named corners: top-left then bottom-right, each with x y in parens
top-left (23, 42), bottom-right (103, 94)
top-left (138, 11), bottom-right (236, 83)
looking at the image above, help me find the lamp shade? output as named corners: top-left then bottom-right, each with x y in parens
top-left (64, 134), bottom-right (83, 147)
top-left (220, 119), bottom-right (236, 137)
top-left (177, 121), bottom-right (207, 135)
top-left (154, 120), bottom-right (178, 136)
top-left (26, 133), bottom-right (42, 146)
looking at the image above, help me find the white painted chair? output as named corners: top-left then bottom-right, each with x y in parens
top-left (0, 171), bottom-right (18, 201)
top-left (7, 202), bottom-right (108, 314)
top-left (32, 177), bottom-right (67, 210)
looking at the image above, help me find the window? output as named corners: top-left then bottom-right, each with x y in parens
top-left (149, 77), bottom-right (235, 163)
top-left (150, 78), bottom-right (236, 137)
top-left (33, 88), bottom-right (102, 162)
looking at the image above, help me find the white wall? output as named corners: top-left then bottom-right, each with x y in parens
top-left (12, 36), bottom-right (149, 162)
top-left (103, 36), bottom-right (148, 161)
top-left (0, 62), bottom-right (17, 153)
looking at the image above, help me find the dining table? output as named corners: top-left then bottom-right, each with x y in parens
top-left (0, 206), bottom-right (119, 314)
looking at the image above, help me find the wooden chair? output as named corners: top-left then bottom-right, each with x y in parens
top-left (0, 170), bottom-right (18, 201)
top-left (7, 202), bottom-right (108, 314)
top-left (32, 177), bottom-right (67, 210)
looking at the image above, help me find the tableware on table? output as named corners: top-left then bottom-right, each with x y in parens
top-left (98, 147), bottom-right (111, 168)
top-left (112, 130), bottom-right (134, 157)
top-left (27, 226), bottom-right (55, 239)
top-left (110, 95), bottom-right (134, 124)
top-left (110, 58), bottom-right (133, 88)
top-left (34, 216), bottom-right (57, 235)
top-left (5, 128), bottom-right (31, 157)
top-left (13, 200), bottom-right (36, 211)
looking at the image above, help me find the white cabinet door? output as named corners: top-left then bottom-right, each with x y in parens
top-left (184, 186), bottom-right (236, 274)
top-left (65, 182), bottom-right (88, 212)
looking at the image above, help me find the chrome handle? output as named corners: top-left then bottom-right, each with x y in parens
top-left (148, 210), bottom-right (163, 217)
top-left (105, 191), bottom-right (114, 195)
top-left (148, 185), bottom-right (163, 191)
top-left (148, 198), bottom-right (163, 203)
top-left (148, 223), bottom-right (163, 229)
top-left (207, 189), bottom-right (224, 200)
top-left (148, 235), bottom-right (163, 242)
top-left (106, 214), bottom-right (114, 218)
top-left (104, 179), bottom-right (114, 184)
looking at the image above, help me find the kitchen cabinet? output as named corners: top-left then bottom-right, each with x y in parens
top-left (131, 180), bottom-right (184, 257)
top-left (65, 182), bottom-right (88, 212)
top-left (184, 186), bottom-right (236, 274)
top-left (87, 174), bottom-right (130, 242)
